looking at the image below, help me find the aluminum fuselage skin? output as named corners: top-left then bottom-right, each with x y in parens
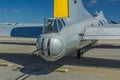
top-left (37, 15), bottom-right (108, 61)
top-left (36, 0), bottom-right (108, 61)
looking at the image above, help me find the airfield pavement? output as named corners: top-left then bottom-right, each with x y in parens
top-left (0, 40), bottom-right (120, 80)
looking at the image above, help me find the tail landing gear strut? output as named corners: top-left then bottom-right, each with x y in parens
top-left (76, 48), bottom-right (86, 59)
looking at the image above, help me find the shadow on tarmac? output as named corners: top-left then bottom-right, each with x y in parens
top-left (0, 45), bottom-right (120, 76)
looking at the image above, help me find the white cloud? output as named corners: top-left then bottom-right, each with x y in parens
top-left (88, 0), bottom-right (98, 6)
top-left (12, 9), bottom-right (21, 13)
top-left (4, 9), bottom-right (21, 13)
top-left (4, 9), bottom-right (8, 12)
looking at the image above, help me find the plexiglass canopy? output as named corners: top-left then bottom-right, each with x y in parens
top-left (43, 18), bottom-right (65, 33)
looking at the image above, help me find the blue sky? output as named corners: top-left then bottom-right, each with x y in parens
top-left (0, 0), bottom-right (119, 23)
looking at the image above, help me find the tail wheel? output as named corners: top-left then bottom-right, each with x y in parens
top-left (76, 48), bottom-right (85, 59)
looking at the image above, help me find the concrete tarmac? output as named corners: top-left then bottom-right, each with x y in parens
top-left (0, 40), bottom-right (120, 80)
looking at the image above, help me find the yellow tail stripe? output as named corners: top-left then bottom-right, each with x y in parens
top-left (54, 0), bottom-right (69, 18)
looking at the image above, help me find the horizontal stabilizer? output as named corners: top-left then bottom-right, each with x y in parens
top-left (0, 36), bottom-right (36, 45)
top-left (83, 24), bottom-right (120, 40)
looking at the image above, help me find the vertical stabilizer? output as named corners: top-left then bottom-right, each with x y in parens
top-left (54, 0), bottom-right (69, 18)
top-left (54, 0), bottom-right (92, 26)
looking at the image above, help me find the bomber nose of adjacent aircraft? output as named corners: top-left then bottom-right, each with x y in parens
top-left (36, 36), bottom-right (65, 61)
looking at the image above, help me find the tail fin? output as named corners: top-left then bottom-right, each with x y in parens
top-left (54, 0), bottom-right (69, 18)
top-left (54, 0), bottom-right (92, 26)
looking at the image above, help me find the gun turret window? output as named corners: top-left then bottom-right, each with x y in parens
top-left (44, 18), bottom-right (64, 33)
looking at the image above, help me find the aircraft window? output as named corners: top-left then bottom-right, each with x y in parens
top-left (98, 23), bottom-right (100, 26)
top-left (61, 19), bottom-right (66, 26)
top-left (99, 21), bottom-right (104, 25)
top-left (52, 20), bottom-right (58, 33)
top-left (44, 19), bottom-right (58, 33)
top-left (103, 20), bottom-right (106, 25)
top-left (58, 19), bottom-right (63, 31)
top-left (44, 19), bottom-right (52, 33)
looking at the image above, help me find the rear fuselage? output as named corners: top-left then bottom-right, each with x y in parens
top-left (36, 14), bottom-right (108, 61)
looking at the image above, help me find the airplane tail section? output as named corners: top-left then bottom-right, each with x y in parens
top-left (54, 0), bottom-right (92, 26)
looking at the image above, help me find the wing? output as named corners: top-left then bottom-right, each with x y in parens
top-left (83, 24), bottom-right (120, 40)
